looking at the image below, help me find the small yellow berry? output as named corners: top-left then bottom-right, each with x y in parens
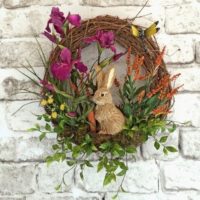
top-left (60, 104), bottom-right (65, 111)
top-left (40, 99), bottom-right (47, 106)
top-left (51, 112), bottom-right (57, 119)
top-left (48, 97), bottom-right (54, 104)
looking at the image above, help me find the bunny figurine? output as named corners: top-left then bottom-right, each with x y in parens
top-left (92, 65), bottom-right (125, 135)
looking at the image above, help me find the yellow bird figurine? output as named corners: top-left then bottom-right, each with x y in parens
top-left (131, 21), bottom-right (160, 39)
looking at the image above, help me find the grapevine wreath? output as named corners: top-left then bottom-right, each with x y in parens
top-left (25, 7), bottom-right (182, 196)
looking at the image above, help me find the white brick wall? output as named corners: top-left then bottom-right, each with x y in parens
top-left (0, 0), bottom-right (199, 199)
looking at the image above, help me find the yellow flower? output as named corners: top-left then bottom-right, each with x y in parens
top-left (60, 104), bottom-right (65, 111)
top-left (48, 97), bottom-right (54, 104)
top-left (40, 99), bottom-right (47, 106)
top-left (51, 112), bottom-right (57, 119)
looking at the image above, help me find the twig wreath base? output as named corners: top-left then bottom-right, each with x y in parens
top-left (45, 15), bottom-right (171, 148)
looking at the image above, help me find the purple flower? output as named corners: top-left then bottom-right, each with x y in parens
top-left (85, 30), bottom-right (125, 62)
top-left (75, 62), bottom-right (88, 73)
top-left (51, 48), bottom-right (73, 81)
top-left (51, 63), bottom-right (72, 81)
top-left (85, 30), bottom-right (116, 52)
top-left (67, 13), bottom-right (81, 27)
top-left (43, 31), bottom-right (57, 43)
top-left (46, 7), bottom-right (65, 35)
top-left (43, 7), bottom-right (82, 42)
top-left (113, 52), bottom-right (126, 61)
top-left (51, 47), bottom-right (88, 80)
top-left (67, 112), bottom-right (77, 117)
top-left (40, 80), bottom-right (55, 92)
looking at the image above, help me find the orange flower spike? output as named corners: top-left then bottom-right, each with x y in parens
top-left (166, 84), bottom-right (184, 99)
top-left (155, 46), bottom-right (166, 67)
top-left (138, 56), bottom-right (145, 66)
top-left (126, 47), bottom-right (132, 66)
top-left (137, 90), bottom-right (145, 104)
top-left (152, 104), bottom-right (171, 117)
top-left (87, 111), bottom-right (96, 133)
top-left (170, 73), bottom-right (181, 81)
top-left (132, 55), bottom-right (139, 70)
top-left (127, 66), bottom-right (132, 76)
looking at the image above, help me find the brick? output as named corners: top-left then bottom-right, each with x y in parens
top-left (156, 34), bottom-right (194, 64)
top-left (0, 38), bottom-right (50, 67)
top-left (0, 197), bottom-right (25, 200)
top-left (106, 192), bottom-right (200, 200)
top-left (142, 129), bottom-right (179, 160)
top-left (165, 4), bottom-right (200, 34)
top-left (81, 0), bottom-right (192, 6)
top-left (76, 160), bottom-right (158, 193)
top-left (180, 128), bottom-right (200, 159)
top-left (0, 163), bottom-right (36, 194)
top-left (0, 102), bottom-right (13, 137)
top-left (161, 159), bottom-right (200, 190)
top-left (0, 67), bottom-right (44, 100)
top-left (0, 136), bottom-right (55, 162)
top-left (81, 0), bottom-right (109, 6)
top-left (0, 5), bottom-right (164, 38)
top-left (6, 100), bottom-right (44, 132)
top-left (26, 194), bottom-right (75, 200)
top-left (169, 94), bottom-right (200, 127)
top-left (168, 65), bottom-right (200, 92)
top-left (37, 162), bottom-right (74, 193)
top-left (4, 0), bottom-right (72, 8)
top-left (0, 7), bottom-right (50, 38)
top-left (196, 42), bottom-right (200, 63)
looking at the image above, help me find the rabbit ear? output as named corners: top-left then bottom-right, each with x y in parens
top-left (106, 67), bottom-right (115, 89)
top-left (95, 65), bottom-right (105, 88)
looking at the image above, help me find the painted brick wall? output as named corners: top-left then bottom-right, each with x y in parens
top-left (0, 0), bottom-right (200, 199)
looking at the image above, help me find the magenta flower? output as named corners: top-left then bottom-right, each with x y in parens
top-left (51, 47), bottom-right (88, 80)
top-left (67, 12), bottom-right (81, 27)
top-left (84, 30), bottom-right (116, 53)
top-left (43, 31), bottom-right (57, 43)
top-left (51, 48), bottom-right (73, 81)
top-left (40, 80), bottom-right (55, 92)
top-left (67, 112), bottom-right (77, 118)
top-left (43, 7), bottom-right (82, 42)
top-left (75, 62), bottom-right (88, 73)
top-left (46, 7), bottom-right (65, 35)
top-left (113, 52), bottom-right (126, 61)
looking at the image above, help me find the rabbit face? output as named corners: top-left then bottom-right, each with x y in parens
top-left (92, 87), bottom-right (113, 105)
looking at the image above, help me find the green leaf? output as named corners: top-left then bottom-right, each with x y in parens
top-left (27, 127), bottom-right (38, 132)
top-left (97, 160), bottom-right (104, 172)
top-left (67, 160), bottom-right (76, 166)
top-left (166, 146), bottom-right (178, 153)
top-left (154, 141), bottom-right (160, 150)
top-left (117, 169), bottom-right (127, 176)
top-left (168, 123), bottom-right (177, 133)
top-left (99, 142), bottom-right (111, 151)
top-left (55, 184), bottom-right (61, 191)
top-left (85, 160), bottom-right (93, 167)
top-left (112, 194), bottom-right (118, 200)
top-left (45, 123), bottom-right (52, 131)
top-left (39, 132), bottom-right (46, 141)
top-left (80, 172), bottom-right (84, 180)
top-left (123, 103), bottom-right (132, 116)
top-left (52, 144), bottom-right (59, 150)
top-left (103, 173), bottom-right (113, 186)
top-left (163, 147), bottom-right (168, 155)
top-left (126, 146), bottom-right (136, 154)
top-left (159, 136), bottom-right (168, 143)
